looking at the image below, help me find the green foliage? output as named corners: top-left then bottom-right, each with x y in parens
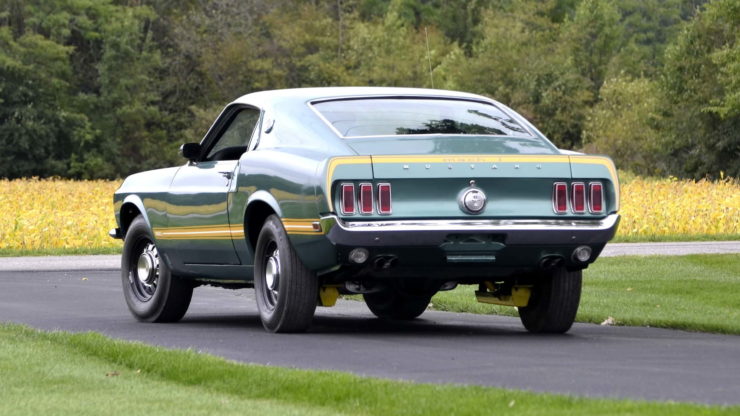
top-left (561, 0), bottom-right (622, 93)
top-left (661, 0), bottom-right (740, 178)
top-left (0, 0), bottom-right (171, 179)
top-left (582, 76), bottom-right (666, 175)
top-left (0, 26), bottom-right (92, 178)
top-left (343, 0), bottom-right (457, 87)
top-left (607, 0), bottom-right (685, 78)
top-left (0, 0), bottom-right (734, 179)
top-left (439, 1), bottom-right (593, 149)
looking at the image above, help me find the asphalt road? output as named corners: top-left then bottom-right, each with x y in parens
top-left (1, 268), bottom-right (739, 405)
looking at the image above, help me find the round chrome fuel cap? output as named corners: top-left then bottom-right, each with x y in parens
top-left (459, 181), bottom-right (487, 214)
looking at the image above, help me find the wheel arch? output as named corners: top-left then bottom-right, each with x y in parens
top-left (244, 191), bottom-right (282, 255)
top-left (119, 195), bottom-right (151, 238)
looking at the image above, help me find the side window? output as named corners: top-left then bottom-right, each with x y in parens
top-left (205, 108), bottom-right (260, 161)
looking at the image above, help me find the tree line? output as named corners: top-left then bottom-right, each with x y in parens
top-left (1, 0), bottom-right (738, 179)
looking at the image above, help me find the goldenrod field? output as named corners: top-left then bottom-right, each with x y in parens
top-left (619, 174), bottom-right (740, 239)
top-left (0, 179), bottom-right (122, 252)
top-left (1, 175), bottom-right (739, 252)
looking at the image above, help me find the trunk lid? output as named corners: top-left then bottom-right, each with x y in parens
top-left (368, 154), bottom-right (573, 219)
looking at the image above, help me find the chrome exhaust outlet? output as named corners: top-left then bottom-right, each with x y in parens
top-left (373, 255), bottom-right (398, 270)
top-left (538, 255), bottom-right (564, 270)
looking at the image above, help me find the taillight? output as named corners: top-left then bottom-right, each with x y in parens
top-left (377, 183), bottom-right (392, 214)
top-left (572, 182), bottom-right (586, 213)
top-left (340, 183), bottom-right (355, 214)
top-left (359, 183), bottom-right (373, 214)
top-left (589, 182), bottom-right (604, 213)
top-left (553, 183), bottom-right (568, 214)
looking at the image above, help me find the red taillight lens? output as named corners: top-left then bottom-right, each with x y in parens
top-left (589, 182), bottom-right (604, 213)
top-left (377, 183), bottom-right (392, 214)
top-left (359, 183), bottom-right (373, 214)
top-left (553, 183), bottom-right (568, 213)
top-left (341, 183), bottom-right (355, 214)
top-left (572, 182), bottom-right (586, 213)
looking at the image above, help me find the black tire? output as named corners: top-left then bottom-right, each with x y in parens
top-left (253, 215), bottom-right (319, 333)
top-left (518, 267), bottom-right (582, 333)
top-left (363, 289), bottom-right (432, 320)
top-left (121, 215), bottom-right (193, 322)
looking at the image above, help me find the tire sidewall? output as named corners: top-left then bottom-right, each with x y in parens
top-left (519, 268), bottom-right (582, 333)
top-left (253, 215), bottom-right (290, 330)
top-left (121, 216), bottom-right (173, 322)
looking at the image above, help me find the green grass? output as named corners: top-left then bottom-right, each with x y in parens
top-left (0, 324), bottom-right (736, 416)
top-left (611, 234), bottom-right (740, 243)
top-left (432, 254), bottom-right (740, 334)
top-left (0, 246), bottom-right (121, 257)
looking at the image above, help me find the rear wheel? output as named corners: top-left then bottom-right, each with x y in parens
top-left (121, 216), bottom-right (193, 322)
top-left (518, 267), bottom-right (581, 333)
top-left (364, 288), bottom-right (432, 320)
top-left (254, 215), bottom-right (319, 333)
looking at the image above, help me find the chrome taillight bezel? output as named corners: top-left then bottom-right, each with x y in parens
top-left (553, 182), bottom-right (568, 214)
top-left (589, 182), bottom-right (604, 213)
top-left (359, 183), bottom-right (374, 215)
top-left (377, 183), bottom-right (392, 215)
top-left (571, 182), bottom-right (586, 214)
top-left (340, 183), bottom-right (356, 215)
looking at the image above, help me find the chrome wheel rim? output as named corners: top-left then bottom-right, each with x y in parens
top-left (262, 242), bottom-right (280, 309)
top-left (130, 241), bottom-right (159, 302)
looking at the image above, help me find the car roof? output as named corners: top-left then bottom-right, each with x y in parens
top-left (232, 87), bottom-right (494, 106)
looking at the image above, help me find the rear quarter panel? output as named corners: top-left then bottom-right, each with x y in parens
top-left (235, 147), bottom-right (341, 271)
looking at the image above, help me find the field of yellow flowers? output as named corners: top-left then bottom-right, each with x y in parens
top-left (1, 175), bottom-right (739, 252)
top-left (0, 179), bottom-right (122, 252)
top-left (619, 174), bottom-right (740, 239)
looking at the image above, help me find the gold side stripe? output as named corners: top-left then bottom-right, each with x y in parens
top-left (153, 225), bottom-right (245, 240)
top-left (284, 225), bottom-right (316, 230)
top-left (156, 236), bottom-right (234, 240)
top-left (326, 156), bottom-right (372, 207)
top-left (371, 155), bottom-right (571, 164)
top-left (282, 218), bottom-right (323, 235)
top-left (569, 156), bottom-right (620, 209)
top-left (153, 220), bottom-right (319, 239)
top-left (155, 224), bottom-right (231, 231)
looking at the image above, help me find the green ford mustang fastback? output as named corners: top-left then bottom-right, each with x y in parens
top-left (111, 87), bottom-right (620, 333)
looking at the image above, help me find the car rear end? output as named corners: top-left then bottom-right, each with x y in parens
top-left (313, 94), bottom-right (620, 282)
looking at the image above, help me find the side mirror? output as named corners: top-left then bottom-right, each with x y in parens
top-left (179, 143), bottom-right (201, 161)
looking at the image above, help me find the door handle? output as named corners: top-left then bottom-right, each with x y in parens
top-left (219, 171), bottom-right (233, 180)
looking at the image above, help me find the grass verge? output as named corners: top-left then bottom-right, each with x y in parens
top-left (432, 254), bottom-right (740, 334)
top-left (0, 323), bottom-right (736, 416)
top-left (0, 246), bottom-right (121, 257)
top-left (611, 234), bottom-right (740, 243)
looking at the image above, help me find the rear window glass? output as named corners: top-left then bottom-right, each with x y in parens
top-left (312, 98), bottom-right (533, 138)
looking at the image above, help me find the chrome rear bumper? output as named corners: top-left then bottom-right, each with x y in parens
top-left (321, 214), bottom-right (620, 246)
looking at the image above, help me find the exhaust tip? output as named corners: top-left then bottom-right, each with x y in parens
top-left (348, 248), bottom-right (369, 264)
top-left (373, 255), bottom-right (398, 270)
top-left (539, 255), bottom-right (564, 270)
top-left (572, 245), bottom-right (592, 263)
